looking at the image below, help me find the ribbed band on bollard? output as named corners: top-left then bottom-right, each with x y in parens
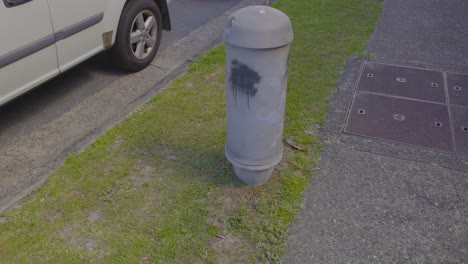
top-left (224, 6), bottom-right (293, 186)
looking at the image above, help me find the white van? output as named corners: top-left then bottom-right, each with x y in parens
top-left (0, 0), bottom-right (171, 106)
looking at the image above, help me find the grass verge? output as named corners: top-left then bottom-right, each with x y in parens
top-left (0, 0), bottom-right (381, 263)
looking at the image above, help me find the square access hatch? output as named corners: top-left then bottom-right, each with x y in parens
top-left (447, 72), bottom-right (468, 107)
top-left (451, 106), bottom-right (468, 153)
top-left (345, 93), bottom-right (453, 151)
top-left (358, 62), bottom-right (446, 103)
top-left (345, 62), bottom-right (468, 154)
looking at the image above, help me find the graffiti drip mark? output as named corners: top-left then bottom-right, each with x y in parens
top-left (230, 59), bottom-right (261, 108)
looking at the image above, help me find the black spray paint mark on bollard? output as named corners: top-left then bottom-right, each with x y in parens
top-left (230, 60), bottom-right (261, 108)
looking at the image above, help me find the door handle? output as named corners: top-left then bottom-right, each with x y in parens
top-left (3, 0), bottom-right (33, 8)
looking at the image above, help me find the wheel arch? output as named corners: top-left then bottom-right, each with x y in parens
top-left (122, 0), bottom-right (170, 30)
top-left (153, 0), bottom-right (171, 31)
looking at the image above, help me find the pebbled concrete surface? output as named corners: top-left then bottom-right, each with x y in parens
top-left (283, 0), bottom-right (468, 263)
top-left (285, 142), bottom-right (467, 263)
top-left (0, 0), bottom-right (268, 213)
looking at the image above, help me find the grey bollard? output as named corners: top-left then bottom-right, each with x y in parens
top-left (224, 6), bottom-right (293, 186)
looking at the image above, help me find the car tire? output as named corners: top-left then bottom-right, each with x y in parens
top-left (110, 0), bottom-right (163, 72)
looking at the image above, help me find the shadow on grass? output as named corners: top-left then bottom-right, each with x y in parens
top-left (128, 135), bottom-right (243, 188)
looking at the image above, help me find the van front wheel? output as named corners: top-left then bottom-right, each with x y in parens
top-left (110, 0), bottom-right (162, 72)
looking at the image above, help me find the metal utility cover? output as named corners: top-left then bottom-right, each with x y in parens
top-left (345, 93), bottom-right (453, 152)
top-left (451, 106), bottom-right (468, 153)
top-left (447, 72), bottom-right (468, 107)
top-left (358, 62), bottom-right (445, 103)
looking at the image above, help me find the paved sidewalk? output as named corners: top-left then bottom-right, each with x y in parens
top-left (283, 0), bottom-right (468, 263)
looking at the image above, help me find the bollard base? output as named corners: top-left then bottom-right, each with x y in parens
top-left (232, 165), bottom-right (274, 186)
top-left (225, 147), bottom-right (282, 186)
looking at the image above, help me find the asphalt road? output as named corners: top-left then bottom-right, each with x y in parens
top-left (0, 0), bottom-right (241, 150)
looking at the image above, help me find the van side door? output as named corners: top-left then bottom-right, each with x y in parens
top-left (0, 0), bottom-right (59, 105)
top-left (46, 0), bottom-right (107, 72)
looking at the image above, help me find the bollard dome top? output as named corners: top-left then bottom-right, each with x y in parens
top-left (224, 5), bottom-right (294, 49)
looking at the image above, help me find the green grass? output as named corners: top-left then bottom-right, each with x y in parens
top-left (0, 0), bottom-right (381, 263)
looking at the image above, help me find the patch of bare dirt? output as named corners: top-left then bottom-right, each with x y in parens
top-left (41, 210), bottom-right (62, 221)
top-left (88, 210), bottom-right (101, 222)
top-left (210, 234), bottom-right (247, 263)
top-left (61, 225), bottom-right (99, 252)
